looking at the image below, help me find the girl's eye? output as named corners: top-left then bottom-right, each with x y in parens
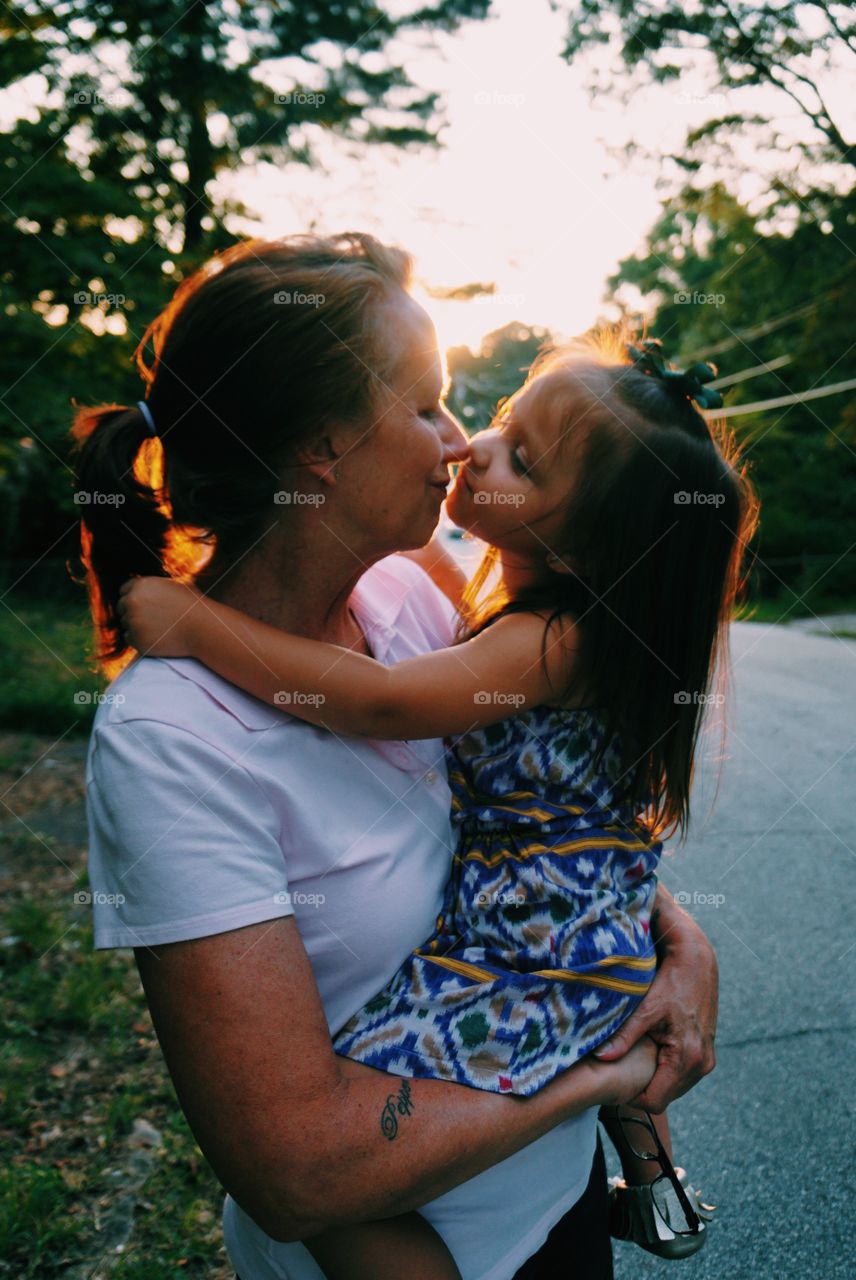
top-left (421, 408), bottom-right (441, 421)
top-left (511, 448), bottom-right (530, 476)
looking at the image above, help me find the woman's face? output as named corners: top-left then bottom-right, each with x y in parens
top-left (335, 293), bottom-right (470, 556)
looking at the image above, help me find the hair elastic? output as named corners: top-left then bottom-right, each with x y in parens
top-left (137, 400), bottom-right (157, 437)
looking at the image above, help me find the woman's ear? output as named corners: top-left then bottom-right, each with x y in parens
top-left (545, 550), bottom-right (576, 575)
top-left (293, 435), bottom-right (341, 486)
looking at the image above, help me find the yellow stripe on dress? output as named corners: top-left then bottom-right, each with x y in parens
top-left (416, 951), bottom-right (656, 994)
top-left (463, 834), bottom-right (652, 868)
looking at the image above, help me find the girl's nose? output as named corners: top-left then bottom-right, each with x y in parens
top-left (467, 429), bottom-right (495, 469)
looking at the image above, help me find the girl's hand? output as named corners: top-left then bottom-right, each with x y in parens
top-left (118, 577), bottom-right (202, 657)
top-left (581, 1034), bottom-right (658, 1109)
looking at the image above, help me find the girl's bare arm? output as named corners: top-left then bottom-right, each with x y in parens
top-left (119, 578), bottom-right (579, 739)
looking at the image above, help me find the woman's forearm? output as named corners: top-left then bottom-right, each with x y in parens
top-left (256, 1051), bottom-right (648, 1241)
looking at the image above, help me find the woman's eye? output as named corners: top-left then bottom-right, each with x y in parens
top-left (511, 448), bottom-right (530, 476)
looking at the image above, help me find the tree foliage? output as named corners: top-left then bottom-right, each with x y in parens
top-left (0, 0), bottom-right (492, 572)
top-left (561, 1), bottom-right (855, 208)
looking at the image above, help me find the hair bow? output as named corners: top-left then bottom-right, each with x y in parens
top-left (626, 339), bottom-right (723, 411)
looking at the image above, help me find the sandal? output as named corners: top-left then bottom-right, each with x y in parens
top-left (608, 1167), bottom-right (716, 1259)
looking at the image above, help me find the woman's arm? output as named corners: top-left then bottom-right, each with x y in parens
top-left (119, 578), bottom-right (579, 739)
top-left (591, 884), bottom-right (719, 1113)
top-left (136, 915), bottom-right (657, 1243)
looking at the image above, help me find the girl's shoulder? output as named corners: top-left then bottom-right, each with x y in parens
top-left (488, 608), bottom-right (586, 710)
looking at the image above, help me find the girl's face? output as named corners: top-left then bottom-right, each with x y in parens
top-left (445, 376), bottom-right (579, 564)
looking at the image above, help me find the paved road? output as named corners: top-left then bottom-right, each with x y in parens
top-left (609, 620), bottom-right (856, 1280)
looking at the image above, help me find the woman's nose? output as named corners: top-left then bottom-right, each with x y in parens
top-left (435, 406), bottom-right (470, 464)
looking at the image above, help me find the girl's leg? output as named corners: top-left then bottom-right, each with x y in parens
top-left (599, 1104), bottom-right (674, 1187)
top-left (306, 1212), bottom-right (462, 1280)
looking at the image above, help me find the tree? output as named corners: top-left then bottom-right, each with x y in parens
top-left (607, 181), bottom-right (856, 606)
top-left (446, 322), bottom-right (551, 430)
top-left (19, 0), bottom-right (492, 257)
top-left (0, 0), bottom-right (493, 568)
top-left (560, 1), bottom-right (855, 209)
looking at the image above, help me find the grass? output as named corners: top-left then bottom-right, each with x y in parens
top-left (0, 806), bottom-right (234, 1276)
top-left (0, 592), bottom-right (103, 736)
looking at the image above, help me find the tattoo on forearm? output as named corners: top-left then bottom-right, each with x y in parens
top-left (380, 1079), bottom-right (414, 1141)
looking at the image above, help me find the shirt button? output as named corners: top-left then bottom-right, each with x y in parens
top-left (425, 770), bottom-right (439, 785)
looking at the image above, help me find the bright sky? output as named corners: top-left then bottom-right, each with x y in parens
top-left (217, 0), bottom-right (844, 355)
top-left (6, 0), bottom-right (850, 354)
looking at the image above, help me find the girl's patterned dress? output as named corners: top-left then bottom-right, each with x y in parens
top-left (334, 705), bottom-right (661, 1097)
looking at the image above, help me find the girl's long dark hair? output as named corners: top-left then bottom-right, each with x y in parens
top-left (458, 329), bottom-right (760, 840)
top-left (70, 233), bottom-right (413, 677)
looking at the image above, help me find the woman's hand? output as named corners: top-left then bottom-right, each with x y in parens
top-left (591, 886), bottom-right (718, 1114)
top-left (118, 576), bottom-right (202, 657)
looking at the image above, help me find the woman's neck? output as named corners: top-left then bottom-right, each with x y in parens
top-left (198, 538), bottom-right (374, 653)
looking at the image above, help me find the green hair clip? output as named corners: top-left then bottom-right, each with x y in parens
top-left (626, 339), bottom-right (723, 411)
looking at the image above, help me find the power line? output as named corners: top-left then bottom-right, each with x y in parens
top-left (711, 355), bottom-right (793, 388)
top-left (705, 376), bottom-right (856, 419)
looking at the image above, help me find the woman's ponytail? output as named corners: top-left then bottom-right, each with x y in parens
top-left (70, 402), bottom-right (169, 669)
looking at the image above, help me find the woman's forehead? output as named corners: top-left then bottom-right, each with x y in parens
top-left (381, 294), bottom-right (440, 387)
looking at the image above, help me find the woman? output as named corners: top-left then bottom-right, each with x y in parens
top-left (74, 233), bottom-right (717, 1279)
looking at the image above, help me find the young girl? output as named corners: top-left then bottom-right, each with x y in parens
top-left (119, 333), bottom-right (754, 1275)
